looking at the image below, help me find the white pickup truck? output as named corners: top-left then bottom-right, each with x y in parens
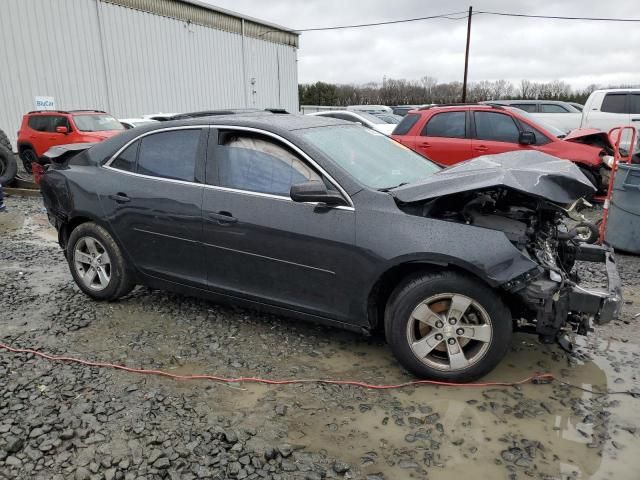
top-left (580, 89), bottom-right (640, 154)
top-left (580, 89), bottom-right (640, 131)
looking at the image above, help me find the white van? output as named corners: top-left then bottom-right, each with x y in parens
top-left (581, 89), bottom-right (640, 131)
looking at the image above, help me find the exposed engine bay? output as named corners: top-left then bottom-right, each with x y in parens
top-left (399, 186), bottom-right (622, 341)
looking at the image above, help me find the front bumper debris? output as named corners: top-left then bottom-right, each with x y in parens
top-left (517, 244), bottom-right (622, 336)
top-left (568, 244), bottom-right (622, 325)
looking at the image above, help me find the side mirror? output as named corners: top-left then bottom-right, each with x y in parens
top-left (519, 131), bottom-right (536, 145)
top-left (290, 181), bottom-right (346, 206)
top-left (56, 126), bottom-right (69, 134)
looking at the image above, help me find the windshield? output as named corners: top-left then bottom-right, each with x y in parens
top-left (300, 125), bottom-right (440, 190)
top-left (73, 114), bottom-right (124, 132)
top-left (505, 107), bottom-right (566, 137)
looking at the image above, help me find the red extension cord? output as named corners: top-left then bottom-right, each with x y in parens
top-left (0, 342), bottom-right (556, 389)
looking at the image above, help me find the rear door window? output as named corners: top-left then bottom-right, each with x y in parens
top-left (512, 104), bottom-right (538, 113)
top-left (474, 111), bottom-right (520, 143)
top-left (392, 113), bottom-right (420, 135)
top-left (28, 116), bottom-right (58, 132)
top-left (213, 132), bottom-right (322, 196)
top-left (137, 129), bottom-right (202, 182)
top-left (601, 94), bottom-right (627, 114)
top-left (540, 104), bottom-right (569, 113)
top-left (422, 111), bottom-right (466, 138)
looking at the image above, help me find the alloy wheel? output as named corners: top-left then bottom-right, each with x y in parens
top-left (74, 236), bottom-right (112, 291)
top-left (406, 293), bottom-right (493, 371)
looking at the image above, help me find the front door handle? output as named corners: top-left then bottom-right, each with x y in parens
top-left (419, 141), bottom-right (431, 147)
top-left (108, 193), bottom-right (130, 203)
top-left (632, 118), bottom-right (640, 122)
top-left (208, 211), bottom-right (237, 224)
top-left (474, 145), bottom-right (489, 152)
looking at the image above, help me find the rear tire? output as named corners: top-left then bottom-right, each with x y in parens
top-left (0, 145), bottom-right (17, 186)
top-left (0, 129), bottom-right (12, 153)
top-left (385, 271), bottom-right (512, 382)
top-left (66, 222), bottom-right (135, 301)
top-left (20, 148), bottom-right (38, 174)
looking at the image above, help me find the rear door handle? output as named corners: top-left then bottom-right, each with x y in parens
top-left (419, 141), bottom-right (431, 147)
top-left (207, 211), bottom-right (237, 224)
top-left (474, 145), bottom-right (489, 152)
top-left (632, 118), bottom-right (640, 122)
top-left (108, 193), bottom-right (130, 203)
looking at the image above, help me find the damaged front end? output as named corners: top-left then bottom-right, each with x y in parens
top-left (392, 151), bottom-right (623, 341)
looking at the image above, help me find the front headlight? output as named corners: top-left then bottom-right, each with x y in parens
top-left (602, 155), bottom-right (615, 168)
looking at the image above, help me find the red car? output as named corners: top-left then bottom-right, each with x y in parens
top-left (392, 105), bottom-right (614, 191)
top-left (17, 110), bottom-right (124, 173)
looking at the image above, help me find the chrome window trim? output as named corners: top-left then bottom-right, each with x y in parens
top-left (103, 124), bottom-right (355, 209)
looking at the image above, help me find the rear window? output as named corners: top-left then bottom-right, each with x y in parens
top-left (630, 94), bottom-right (640, 114)
top-left (601, 94), bottom-right (627, 114)
top-left (392, 113), bottom-right (420, 135)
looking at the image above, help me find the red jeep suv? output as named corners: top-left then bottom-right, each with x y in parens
top-left (392, 105), bottom-right (614, 191)
top-left (17, 110), bottom-right (124, 172)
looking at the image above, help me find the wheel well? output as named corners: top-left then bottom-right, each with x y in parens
top-left (17, 143), bottom-right (34, 154)
top-left (366, 262), bottom-right (495, 332)
top-left (59, 216), bottom-right (93, 249)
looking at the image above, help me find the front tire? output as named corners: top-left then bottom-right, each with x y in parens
top-left (385, 271), bottom-right (512, 382)
top-left (66, 222), bottom-right (135, 301)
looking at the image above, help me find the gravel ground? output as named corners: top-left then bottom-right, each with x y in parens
top-left (1, 195), bottom-right (640, 480)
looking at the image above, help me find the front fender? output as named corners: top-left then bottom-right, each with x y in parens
top-left (357, 208), bottom-right (541, 291)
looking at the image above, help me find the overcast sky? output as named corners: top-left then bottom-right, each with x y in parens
top-left (205, 0), bottom-right (640, 89)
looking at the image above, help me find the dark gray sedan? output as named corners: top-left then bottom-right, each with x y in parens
top-left (40, 114), bottom-right (621, 382)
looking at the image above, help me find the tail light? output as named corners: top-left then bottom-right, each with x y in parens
top-left (32, 163), bottom-right (45, 185)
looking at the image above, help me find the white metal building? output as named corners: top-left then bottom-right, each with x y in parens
top-left (0, 0), bottom-right (300, 147)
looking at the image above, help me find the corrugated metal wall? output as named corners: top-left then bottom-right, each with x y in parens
top-left (0, 0), bottom-right (299, 149)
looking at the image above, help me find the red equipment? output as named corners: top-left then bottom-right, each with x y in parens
top-left (598, 126), bottom-right (637, 244)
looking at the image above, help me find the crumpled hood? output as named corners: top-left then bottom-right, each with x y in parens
top-left (392, 150), bottom-right (596, 205)
top-left (564, 128), bottom-right (614, 149)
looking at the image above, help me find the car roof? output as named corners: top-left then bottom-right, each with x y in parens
top-left (592, 88), bottom-right (640, 93)
top-left (481, 100), bottom-right (572, 105)
top-left (309, 110), bottom-right (361, 116)
top-left (27, 109), bottom-right (107, 115)
top-left (412, 104), bottom-right (504, 113)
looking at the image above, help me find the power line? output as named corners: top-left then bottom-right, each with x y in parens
top-left (476, 11), bottom-right (640, 22)
top-left (291, 9), bottom-right (640, 33)
top-left (295, 11), bottom-right (470, 32)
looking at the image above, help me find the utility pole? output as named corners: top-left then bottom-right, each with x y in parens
top-left (461, 6), bottom-right (472, 103)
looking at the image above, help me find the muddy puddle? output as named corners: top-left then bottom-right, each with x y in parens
top-left (4, 198), bottom-right (639, 479)
top-left (65, 300), bottom-right (640, 480)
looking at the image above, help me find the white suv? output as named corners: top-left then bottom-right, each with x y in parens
top-left (581, 89), bottom-right (640, 131)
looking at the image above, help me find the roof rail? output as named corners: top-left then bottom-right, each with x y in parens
top-left (69, 109), bottom-right (107, 113)
top-left (418, 103), bottom-right (504, 110)
top-left (27, 110), bottom-right (69, 114)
